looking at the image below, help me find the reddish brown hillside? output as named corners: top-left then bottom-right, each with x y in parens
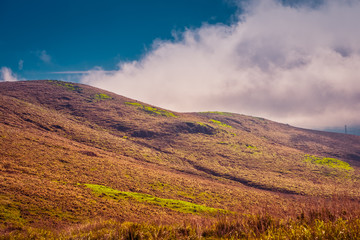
top-left (0, 80), bottom-right (359, 238)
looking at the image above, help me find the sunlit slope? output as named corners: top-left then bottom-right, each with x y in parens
top-left (0, 80), bottom-right (359, 231)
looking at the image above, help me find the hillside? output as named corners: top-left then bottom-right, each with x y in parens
top-left (1, 80), bottom-right (359, 239)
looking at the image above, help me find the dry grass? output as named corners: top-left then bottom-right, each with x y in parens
top-left (2, 202), bottom-right (360, 239)
top-left (0, 80), bottom-right (359, 238)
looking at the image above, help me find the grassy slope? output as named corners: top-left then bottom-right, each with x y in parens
top-left (0, 80), bottom-right (359, 238)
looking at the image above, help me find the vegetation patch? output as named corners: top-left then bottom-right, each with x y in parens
top-left (125, 102), bottom-right (143, 107)
top-left (209, 119), bottom-right (232, 128)
top-left (0, 201), bottom-right (25, 224)
top-left (305, 155), bottom-right (353, 171)
top-left (144, 106), bottom-right (176, 117)
top-left (253, 116), bottom-right (266, 121)
top-left (174, 122), bottom-right (216, 135)
top-left (125, 102), bottom-right (176, 117)
top-left (201, 111), bottom-right (233, 116)
top-left (93, 93), bottom-right (112, 100)
top-left (47, 80), bottom-right (82, 92)
top-left (5, 208), bottom-right (360, 240)
top-left (84, 184), bottom-right (225, 214)
top-left (246, 144), bottom-right (257, 150)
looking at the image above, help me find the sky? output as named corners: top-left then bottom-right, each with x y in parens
top-left (1, 0), bottom-right (360, 131)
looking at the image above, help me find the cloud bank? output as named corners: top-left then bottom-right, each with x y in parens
top-left (81, 0), bottom-right (360, 128)
top-left (0, 67), bottom-right (18, 82)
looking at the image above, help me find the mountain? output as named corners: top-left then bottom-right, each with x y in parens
top-left (1, 80), bottom-right (359, 239)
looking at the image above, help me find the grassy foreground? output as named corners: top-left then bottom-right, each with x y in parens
top-left (2, 206), bottom-right (360, 239)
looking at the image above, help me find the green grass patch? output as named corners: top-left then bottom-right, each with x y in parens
top-left (84, 184), bottom-right (226, 215)
top-left (253, 116), bottom-right (265, 121)
top-left (201, 111), bottom-right (233, 116)
top-left (209, 119), bottom-right (232, 128)
top-left (93, 93), bottom-right (112, 100)
top-left (305, 155), bottom-right (353, 171)
top-left (246, 144), bottom-right (257, 150)
top-left (0, 199), bottom-right (26, 224)
top-left (48, 80), bottom-right (82, 92)
top-left (196, 122), bottom-right (206, 126)
top-left (125, 102), bottom-right (176, 117)
top-left (143, 106), bottom-right (176, 117)
top-left (125, 102), bottom-right (143, 107)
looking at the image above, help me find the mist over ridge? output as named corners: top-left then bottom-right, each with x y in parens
top-left (81, 0), bottom-right (360, 129)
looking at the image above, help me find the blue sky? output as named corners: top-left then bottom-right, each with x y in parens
top-left (1, 0), bottom-right (360, 132)
top-left (0, 0), bottom-right (237, 80)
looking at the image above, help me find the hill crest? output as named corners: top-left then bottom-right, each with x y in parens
top-left (1, 80), bottom-right (359, 238)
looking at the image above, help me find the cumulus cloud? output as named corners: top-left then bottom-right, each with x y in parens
top-left (81, 0), bottom-right (360, 128)
top-left (0, 67), bottom-right (18, 82)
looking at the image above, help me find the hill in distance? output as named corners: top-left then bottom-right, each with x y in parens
top-left (1, 80), bottom-right (359, 239)
top-left (322, 126), bottom-right (360, 137)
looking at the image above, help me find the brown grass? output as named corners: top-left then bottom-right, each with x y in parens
top-left (2, 201), bottom-right (360, 239)
top-left (0, 80), bottom-right (359, 238)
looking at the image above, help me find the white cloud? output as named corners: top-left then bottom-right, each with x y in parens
top-left (81, 0), bottom-right (360, 129)
top-left (0, 67), bottom-right (18, 82)
top-left (38, 50), bottom-right (51, 64)
top-left (18, 59), bottom-right (24, 70)
top-left (50, 70), bottom-right (116, 74)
